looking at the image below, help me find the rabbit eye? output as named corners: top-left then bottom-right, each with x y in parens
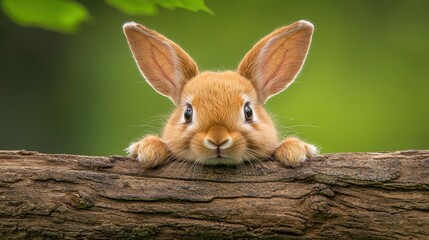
top-left (184, 105), bottom-right (193, 123)
top-left (244, 103), bottom-right (253, 122)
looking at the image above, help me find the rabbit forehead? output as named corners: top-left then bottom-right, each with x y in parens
top-left (182, 71), bottom-right (255, 99)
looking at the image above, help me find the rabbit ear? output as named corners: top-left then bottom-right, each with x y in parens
top-left (238, 20), bottom-right (314, 104)
top-left (123, 22), bottom-right (198, 104)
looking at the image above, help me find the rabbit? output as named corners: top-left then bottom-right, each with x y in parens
top-left (123, 20), bottom-right (318, 169)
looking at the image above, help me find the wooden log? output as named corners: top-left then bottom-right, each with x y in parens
top-left (0, 150), bottom-right (428, 239)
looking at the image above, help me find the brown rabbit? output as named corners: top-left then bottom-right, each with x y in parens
top-left (124, 20), bottom-right (318, 168)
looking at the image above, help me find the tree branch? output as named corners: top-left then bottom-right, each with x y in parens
top-left (0, 150), bottom-right (428, 239)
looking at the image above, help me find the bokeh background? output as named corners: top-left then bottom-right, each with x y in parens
top-left (1, 0), bottom-right (428, 156)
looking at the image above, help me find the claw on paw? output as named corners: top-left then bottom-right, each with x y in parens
top-left (126, 135), bottom-right (170, 168)
top-left (274, 137), bottom-right (318, 168)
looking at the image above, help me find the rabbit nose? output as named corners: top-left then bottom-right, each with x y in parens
top-left (204, 137), bottom-right (232, 150)
top-left (204, 125), bottom-right (233, 149)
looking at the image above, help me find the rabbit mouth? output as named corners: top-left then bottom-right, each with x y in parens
top-left (213, 152), bottom-right (224, 159)
top-left (216, 147), bottom-right (223, 158)
top-left (210, 150), bottom-right (230, 160)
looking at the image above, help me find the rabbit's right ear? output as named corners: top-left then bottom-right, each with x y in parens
top-left (123, 22), bottom-right (198, 104)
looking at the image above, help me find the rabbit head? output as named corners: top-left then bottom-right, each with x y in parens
top-left (123, 20), bottom-right (313, 165)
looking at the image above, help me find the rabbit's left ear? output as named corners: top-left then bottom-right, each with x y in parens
top-left (123, 22), bottom-right (198, 105)
top-left (238, 20), bottom-right (313, 104)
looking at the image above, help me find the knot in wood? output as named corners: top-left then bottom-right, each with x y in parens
top-left (66, 190), bottom-right (94, 209)
top-left (307, 195), bottom-right (334, 218)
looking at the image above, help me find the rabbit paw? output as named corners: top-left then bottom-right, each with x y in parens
top-left (274, 137), bottom-right (318, 168)
top-left (126, 135), bottom-right (170, 168)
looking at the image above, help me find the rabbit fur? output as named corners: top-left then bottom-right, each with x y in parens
top-left (123, 20), bottom-right (318, 168)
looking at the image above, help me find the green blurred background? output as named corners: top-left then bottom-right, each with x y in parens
top-left (1, 0), bottom-right (428, 156)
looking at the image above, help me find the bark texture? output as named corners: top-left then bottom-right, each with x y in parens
top-left (0, 150), bottom-right (428, 239)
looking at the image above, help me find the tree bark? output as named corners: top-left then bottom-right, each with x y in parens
top-left (0, 150), bottom-right (428, 239)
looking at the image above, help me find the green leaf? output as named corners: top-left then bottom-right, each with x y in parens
top-left (156, 0), bottom-right (213, 14)
top-left (105, 0), bottom-right (158, 16)
top-left (1, 0), bottom-right (89, 34)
